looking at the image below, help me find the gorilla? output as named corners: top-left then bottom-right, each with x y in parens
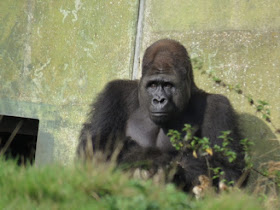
top-left (77, 39), bottom-right (246, 192)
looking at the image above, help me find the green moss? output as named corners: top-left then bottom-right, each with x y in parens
top-left (150, 0), bottom-right (280, 32)
top-left (0, 0), bottom-right (138, 106)
top-left (0, 0), bottom-right (139, 164)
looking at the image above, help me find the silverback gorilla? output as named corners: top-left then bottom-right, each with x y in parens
top-left (77, 39), bottom-right (246, 192)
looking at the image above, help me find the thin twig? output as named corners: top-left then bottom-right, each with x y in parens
top-left (253, 146), bottom-right (280, 160)
top-left (251, 167), bottom-right (279, 186)
top-left (0, 120), bottom-right (23, 156)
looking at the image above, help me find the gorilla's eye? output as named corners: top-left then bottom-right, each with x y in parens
top-left (163, 82), bottom-right (173, 89)
top-left (149, 82), bottom-right (157, 88)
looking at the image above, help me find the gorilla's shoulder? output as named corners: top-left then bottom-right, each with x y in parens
top-left (98, 79), bottom-right (138, 99)
top-left (93, 79), bottom-right (139, 113)
top-left (205, 93), bottom-right (234, 113)
top-left (207, 93), bottom-right (230, 104)
top-left (103, 79), bottom-right (138, 93)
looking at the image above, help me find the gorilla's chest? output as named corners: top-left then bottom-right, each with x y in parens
top-left (125, 109), bottom-right (175, 152)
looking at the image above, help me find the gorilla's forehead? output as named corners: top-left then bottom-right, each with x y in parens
top-left (142, 72), bottom-right (178, 83)
top-left (153, 51), bottom-right (175, 68)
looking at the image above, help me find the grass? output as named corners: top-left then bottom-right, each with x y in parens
top-left (1, 157), bottom-right (276, 210)
top-left (0, 158), bottom-right (190, 210)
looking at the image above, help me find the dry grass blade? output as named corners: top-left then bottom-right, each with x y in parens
top-left (235, 169), bottom-right (250, 188)
top-left (253, 161), bottom-right (280, 209)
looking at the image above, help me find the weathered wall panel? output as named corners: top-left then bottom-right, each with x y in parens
top-left (1, 0), bottom-right (279, 170)
top-left (141, 0), bottom-right (280, 184)
top-left (0, 0), bottom-right (139, 164)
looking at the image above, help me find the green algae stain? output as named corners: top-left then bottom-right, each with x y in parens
top-left (0, 0), bottom-right (138, 107)
top-left (0, 0), bottom-right (139, 164)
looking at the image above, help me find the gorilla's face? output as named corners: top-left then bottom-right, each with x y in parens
top-left (139, 74), bottom-right (186, 125)
top-left (139, 49), bottom-right (191, 126)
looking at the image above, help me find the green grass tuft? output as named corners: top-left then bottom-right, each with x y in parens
top-left (0, 158), bottom-right (272, 209)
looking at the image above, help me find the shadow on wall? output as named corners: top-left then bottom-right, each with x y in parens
top-left (239, 113), bottom-right (280, 189)
top-left (35, 130), bottom-right (55, 165)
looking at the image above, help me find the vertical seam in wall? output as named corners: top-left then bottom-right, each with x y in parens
top-left (132, 0), bottom-right (145, 80)
top-left (23, 0), bottom-right (34, 77)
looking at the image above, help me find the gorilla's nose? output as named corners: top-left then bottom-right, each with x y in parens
top-left (152, 97), bottom-right (168, 107)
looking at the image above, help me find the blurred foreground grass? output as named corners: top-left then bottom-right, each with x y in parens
top-left (0, 158), bottom-right (274, 210)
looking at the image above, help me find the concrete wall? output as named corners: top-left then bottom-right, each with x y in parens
top-left (1, 0), bottom-right (279, 167)
top-left (140, 0), bottom-right (280, 166)
top-left (0, 0), bottom-right (139, 164)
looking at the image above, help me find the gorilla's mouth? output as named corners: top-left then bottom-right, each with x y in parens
top-left (150, 112), bottom-right (170, 125)
top-left (151, 112), bottom-right (169, 117)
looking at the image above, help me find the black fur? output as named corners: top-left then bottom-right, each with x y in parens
top-left (77, 39), bottom-right (246, 192)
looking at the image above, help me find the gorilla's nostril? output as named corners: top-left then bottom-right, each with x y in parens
top-left (159, 98), bottom-right (165, 104)
top-left (153, 99), bottom-right (159, 105)
top-left (153, 98), bottom-right (166, 105)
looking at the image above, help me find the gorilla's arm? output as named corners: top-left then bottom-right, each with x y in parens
top-left (202, 94), bottom-right (245, 182)
top-left (118, 138), bottom-right (209, 191)
top-left (77, 80), bottom-right (138, 156)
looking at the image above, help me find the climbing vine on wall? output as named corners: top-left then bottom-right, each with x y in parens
top-left (191, 57), bottom-right (280, 135)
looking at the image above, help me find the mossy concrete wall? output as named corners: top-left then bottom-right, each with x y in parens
top-left (1, 0), bottom-right (280, 168)
top-left (140, 0), bottom-right (280, 173)
top-left (0, 0), bottom-right (139, 165)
